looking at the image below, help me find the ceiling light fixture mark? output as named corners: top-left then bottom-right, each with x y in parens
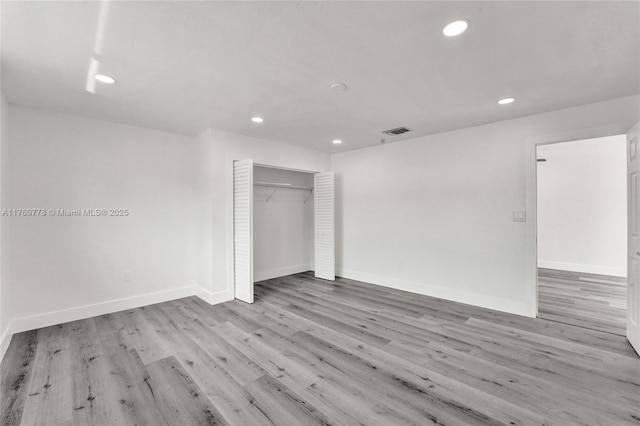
top-left (251, 117), bottom-right (264, 123)
top-left (497, 97), bottom-right (515, 105)
top-left (330, 83), bottom-right (347, 91)
top-left (85, 58), bottom-right (100, 93)
top-left (332, 139), bottom-right (342, 144)
top-left (93, 0), bottom-right (112, 56)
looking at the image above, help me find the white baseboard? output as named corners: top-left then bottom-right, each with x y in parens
top-left (10, 285), bottom-right (198, 335)
top-left (0, 321), bottom-right (13, 363)
top-left (254, 264), bottom-right (311, 282)
top-left (337, 268), bottom-right (532, 317)
top-left (194, 286), bottom-right (234, 305)
top-left (537, 260), bottom-right (627, 278)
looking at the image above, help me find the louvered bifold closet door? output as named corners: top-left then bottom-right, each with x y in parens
top-left (314, 172), bottom-right (335, 281)
top-left (233, 159), bottom-right (254, 303)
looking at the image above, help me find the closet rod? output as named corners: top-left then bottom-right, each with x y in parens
top-left (254, 181), bottom-right (313, 191)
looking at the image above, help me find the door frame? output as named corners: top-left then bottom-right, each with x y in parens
top-left (524, 124), bottom-right (631, 318)
top-left (228, 160), bottom-right (323, 300)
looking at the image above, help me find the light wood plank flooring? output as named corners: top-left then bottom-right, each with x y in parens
top-left (2, 272), bottom-right (639, 425)
top-left (538, 268), bottom-right (627, 335)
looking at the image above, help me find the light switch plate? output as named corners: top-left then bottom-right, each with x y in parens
top-left (513, 211), bottom-right (526, 222)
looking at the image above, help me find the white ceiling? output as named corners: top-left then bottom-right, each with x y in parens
top-left (2, 1), bottom-right (639, 153)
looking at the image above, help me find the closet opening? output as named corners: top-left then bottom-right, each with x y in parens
top-left (253, 165), bottom-right (315, 283)
top-left (232, 159), bottom-right (335, 304)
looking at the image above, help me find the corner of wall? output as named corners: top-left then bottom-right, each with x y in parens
top-left (193, 285), bottom-right (234, 306)
top-left (0, 90), bottom-right (11, 363)
top-left (0, 320), bottom-right (13, 362)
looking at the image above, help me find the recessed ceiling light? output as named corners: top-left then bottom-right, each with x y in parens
top-left (332, 139), bottom-right (342, 144)
top-left (330, 83), bottom-right (347, 91)
top-left (497, 97), bottom-right (515, 105)
top-left (443, 20), bottom-right (469, 37)
top-left (94, 74), bottom-right (116, 84)
top-left (251, 117), bottom-right (264, 123)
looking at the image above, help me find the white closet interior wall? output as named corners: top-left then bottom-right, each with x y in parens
top-left (253, 166), bottom-right (314, 282)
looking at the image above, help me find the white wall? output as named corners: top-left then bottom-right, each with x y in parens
top-left (0, 91), bottom-right (11, 358)
top-left (332, 95), bottom-right (639, 317)
top-left (193, 128), bottom-right (330, 303)
top-left (6, 105), bottom-right (200, 332)
top-left (253, 167), bottom-right (314, 281)
top-left (1, 93), bottom-right (634, 352)
top-left (0, 105), bottom-right (329, 348)
top-left (537, 135), bottom-right (627, 277)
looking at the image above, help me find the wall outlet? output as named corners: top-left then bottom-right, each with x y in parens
top-left (123, 271), bottom-right (133, 282)
top-left (512, 211), bottom-right (527, 222)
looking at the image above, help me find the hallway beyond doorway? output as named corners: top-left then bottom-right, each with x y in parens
top-left (538, 268), bottom-right (627, 335)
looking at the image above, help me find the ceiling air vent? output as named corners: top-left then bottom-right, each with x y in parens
top-left (382, 127), bottom-right (411, 136)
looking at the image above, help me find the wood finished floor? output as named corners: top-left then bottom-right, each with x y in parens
top-left (2, 272), bottom-right (640, 426)
top-left (538, 268), bottom-right (627, 335)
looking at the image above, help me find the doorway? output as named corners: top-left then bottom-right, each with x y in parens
top-left (536, 135), bottom-right (627, 335)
